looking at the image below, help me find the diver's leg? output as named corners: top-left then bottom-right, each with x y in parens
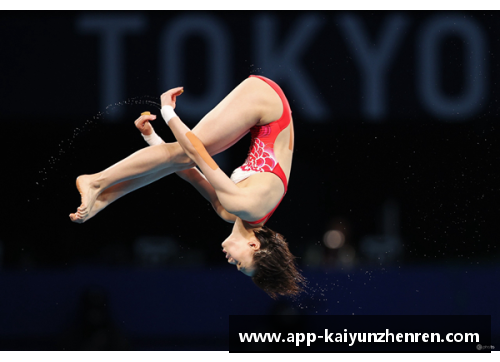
top-left (69, 163), bottom-right (192, 223)
top-left (71, 77), bottom-right (281, 222)
top-left (191, 76), bottom-right (283, 154)
top-left (70, 142), bottom-right (192, 223)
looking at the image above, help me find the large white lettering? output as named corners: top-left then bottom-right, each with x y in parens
top-left (417, 14), bottom-right (488, 121)
top-left (159, 14), bottom-right (231, 122)
top-left (254, 14), bottom-right (328, 122)
top-left (339, 14), bottom-right (409, 121)
top-left (76, 14), bottom-right (146, 120)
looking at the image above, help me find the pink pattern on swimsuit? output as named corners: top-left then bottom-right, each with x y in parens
top-left (240, 126), bottom-right (277, 173)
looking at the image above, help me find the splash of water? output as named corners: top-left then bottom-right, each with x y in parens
top-left (33, 95), bottom-right (161, 200)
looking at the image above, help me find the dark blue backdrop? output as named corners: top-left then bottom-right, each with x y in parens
top-left (0, 10), bottom-right (498, 350)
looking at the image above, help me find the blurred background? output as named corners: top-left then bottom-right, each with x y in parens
top-left (0, 10), bottom-right (499, 350)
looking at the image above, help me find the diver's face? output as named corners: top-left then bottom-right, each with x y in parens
top-left (221, 234), bottom-right (258, 277)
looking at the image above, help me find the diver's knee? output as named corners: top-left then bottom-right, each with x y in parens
top-left (168, 142), bottom-right (193, 166)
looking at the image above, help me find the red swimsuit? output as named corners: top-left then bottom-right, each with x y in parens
top-left (230, 75), bottom-right (292, 225)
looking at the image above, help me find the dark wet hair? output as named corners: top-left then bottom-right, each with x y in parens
top-left (251, 226), bottom-right (306, 299)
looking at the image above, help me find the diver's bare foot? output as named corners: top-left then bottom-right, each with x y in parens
top-left (69, 175), bottom-right (102, 223)
top-left (70, 198), bottom-right (107, 223)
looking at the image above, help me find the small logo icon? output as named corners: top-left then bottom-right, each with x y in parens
top-left (476, 344), bottom-right (482, 350)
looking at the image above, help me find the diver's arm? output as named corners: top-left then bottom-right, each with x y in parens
top-left (136, 112), bottom-right (236, 223)
top-left (160, 88), bottom-right (261, 220)
top-left (176, 168), bottom-right (237, 223)
top-left (134, 113), bottom-right (164, 145)
top-left (167, 121), bottom-right (254, 217)
top-left (167, 119), bottom-right (259, 219)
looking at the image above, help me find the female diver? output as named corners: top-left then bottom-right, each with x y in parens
top-left (69, 75), bottom-right (305, 298)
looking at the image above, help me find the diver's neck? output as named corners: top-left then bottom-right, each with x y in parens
top-left (235, 217), bottom-right (257, 237)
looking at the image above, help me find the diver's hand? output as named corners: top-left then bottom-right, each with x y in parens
top-left (134, 114), bottom-right (157, 136)
top-left (160, 87), bottom-right (184, 109)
